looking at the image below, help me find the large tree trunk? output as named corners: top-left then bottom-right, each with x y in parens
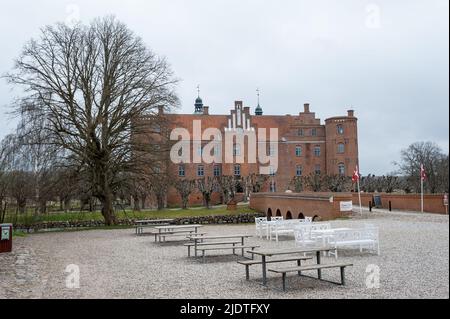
top-left (100, 193), bottom-right (116, 226)
top-left (0, 201), bottom-right (6, 224)
top-left (182, 196), bottom-right (188, 210)
top-left (18, 199), bottom-right (26, 214)
top-left (140, 195), bottom-right (147, 210)
top-left (204, 194), bottom-right (211, 209)
top-left (39, 201), bottom-right (47, 214)
top-left (132, 194), bottom-right (141, 211)
top-left (156, 194), bottom-right (165, 211)
top-left (64, 198), bottom-right (71, 212)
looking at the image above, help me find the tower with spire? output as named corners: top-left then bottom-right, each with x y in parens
top-left (194, 85), bottom-right (204, 114)
top-left (255, 88), bottom-right (263, 116)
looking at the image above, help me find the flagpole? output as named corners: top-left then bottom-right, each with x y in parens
top-left (421, 176), bottom-right (424, 213)
top-left (358, 178), bottom-right (363, 215)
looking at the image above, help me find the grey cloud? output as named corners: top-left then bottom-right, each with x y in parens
top-left (0, 0), bottom-right (448, 175)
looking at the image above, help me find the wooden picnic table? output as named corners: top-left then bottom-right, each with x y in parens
top-left (250, 246), bottom-right (336, 286)
top-left (188, 234), bottom-right (253, 258)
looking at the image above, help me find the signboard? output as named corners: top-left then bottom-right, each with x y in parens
top-left (340, 201), bottom-right (353, 212)
top-left (1, 226), bottom-right (10, 241)
top-left (373, 195), bottom-right (382, 208)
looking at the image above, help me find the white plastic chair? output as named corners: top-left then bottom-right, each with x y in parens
top-left (270, 220), bottom-right (299, 242)
top-left (255, 217), bottom-right (268, 238)
top-left (294, 227), bottom-right (319, 253)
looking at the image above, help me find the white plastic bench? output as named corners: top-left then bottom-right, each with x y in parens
top-left (269, 220), bottom-right (313, 242)
top-left (329, 227), bottom-right (380, 258)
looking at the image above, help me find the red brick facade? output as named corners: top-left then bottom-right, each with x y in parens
top-left (142, 100), bottom-right (359, 208)
top-left (250, 192), bottom-right (354, 221)
top-left (353, 193), bottom-right (449, 214)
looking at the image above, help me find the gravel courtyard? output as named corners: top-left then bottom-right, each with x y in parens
top-left (1, 209), bottom-right (448, 299)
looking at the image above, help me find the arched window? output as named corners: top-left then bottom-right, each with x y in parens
top-left (338, 163), bottom-right (346, 176)
top-left (337, 125), bottom-right (344, 135)
top-left (286, 211), bottom-right (293, 220)
top-left (338, 143), bottom-right (345, 154)
top-left (276, 209), bottom-right (282, 217)
top-left (267, 208), bottom-right (273, 220)
top-left (298, 213), bottom-right (305, 220)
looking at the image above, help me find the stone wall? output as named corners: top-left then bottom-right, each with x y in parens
top-left (14, 212), bottom-right (265, 232)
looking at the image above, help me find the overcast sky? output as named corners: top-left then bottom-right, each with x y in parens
top-left (0, 0), bottom-right (448, 175)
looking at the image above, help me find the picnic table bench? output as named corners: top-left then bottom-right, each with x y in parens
top-left (184, 241), bottom-right (241, 257)
top-left (269, 262), bottom-right (353, 291)
top-left (237, 256), bottom-right (313, 280)
top-left (248, 246), bottom-right (352, 291)
top-left (153, 225), bottom-right (203, 242)
top-left (198, 245), bottom-right (260, 263)
top-left (188, 234), bottom-right (253, 259)
top-left (134, 219), bottom-right (174, 235)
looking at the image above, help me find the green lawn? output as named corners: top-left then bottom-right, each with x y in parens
top-left (4, 205), bottom-right (257, 224)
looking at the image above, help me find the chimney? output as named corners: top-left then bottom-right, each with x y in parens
top-left (203, 106), bottom-right (209, 115)
top-left (347, 110), bottom-right (355, 117)
top-left (158, 105), bottom-right (164, 115)
top-left (304, 103), bottom-right (310, 113)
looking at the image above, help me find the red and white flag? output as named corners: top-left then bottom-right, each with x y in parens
top-left (352, 165), bottom-right (360, 183)
top-left (420, 164), bottom-right (427, 182)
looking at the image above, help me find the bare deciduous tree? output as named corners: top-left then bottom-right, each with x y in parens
top-left (379, 174), bottom-right (401, 193)
top-left (397, 142), bottom-right (449, 194)
top-left (290, 176), bottom-right (306, 193)
top-left (324, 175), bottom-right (352, 193)
top-left (305, 173), bottom-right (325, 192)
top-left (216, 175), bottom-right (240, 204)
top-left (5, 17), bottom-right (179, 224)
top-left (244, 174), bottom-right (269, 198)
top-left (174, 179), bottom-right (196, 209)
top-left (360, 175), bottom-right (377, 193)
top-left (197, 177), bottom-right (217, 209)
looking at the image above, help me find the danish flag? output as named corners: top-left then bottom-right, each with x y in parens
top-left (420, 164), bottom-right (427, 182)
top-left (352, 165), bottom-right (360, 183)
